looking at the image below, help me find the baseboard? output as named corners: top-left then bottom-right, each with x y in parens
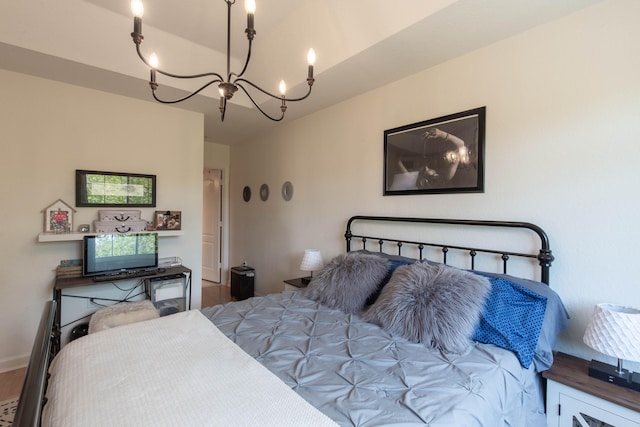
top-left (0, 354), bottom-right (28, 373)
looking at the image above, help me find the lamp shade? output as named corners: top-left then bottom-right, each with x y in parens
top-left (300, 249), bottom-right (323, 272)
top-left (583, 303), bottom-right (640, 362)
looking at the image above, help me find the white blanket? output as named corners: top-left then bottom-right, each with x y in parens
top-left (42, 310), bottom-right (338, 427)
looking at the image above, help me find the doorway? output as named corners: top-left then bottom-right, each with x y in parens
top-left (202, 169), bottom-right (222, 283)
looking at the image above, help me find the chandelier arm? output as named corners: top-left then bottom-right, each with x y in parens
top-left (152, 79), bottom-right (223, 104)
top-left (280, 84), bottom-right (313, 103)
top-left (233, 39), bottom-right (253, 80)
top-left (156, 69), bottom-right (225, 81)
top-left (236, 83), bottom-right (284, 122)
top-left (136, 45), bottom-right (225, 81)
top-left (235, 78), bottom-right (312, 103)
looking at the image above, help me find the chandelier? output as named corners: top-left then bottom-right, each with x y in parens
top-left (130, 0), bottom-right (316, 122)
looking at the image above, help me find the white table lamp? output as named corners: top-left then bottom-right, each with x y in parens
top-left (300, 249), bottom-right (323, 284)
top-left (583, 303), bottom-right (640, 391)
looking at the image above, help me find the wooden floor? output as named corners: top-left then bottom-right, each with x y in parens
top-left (201, 282), bottom-right (232, 307)
top-left (0, 367), bottom-right (25, 401)
top-left (0, 282), bottom-right (231, 401)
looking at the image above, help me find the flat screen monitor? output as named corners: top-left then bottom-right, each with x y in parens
top-left (83, 233), bottom-right (158, 276)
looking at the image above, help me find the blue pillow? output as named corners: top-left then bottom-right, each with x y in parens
top-left (422, 260), bottom-right (570, 372)
top-left (473, 275), bottom-right (547, 369)
top-left (474, 271), bottom-right (569, 372)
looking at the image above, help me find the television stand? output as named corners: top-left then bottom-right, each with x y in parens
top-left (53, 265), bottom-right (191, 351)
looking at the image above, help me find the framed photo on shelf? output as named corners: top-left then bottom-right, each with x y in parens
top-left (43, 199), bottom-right (75, 233)
top-left (383, 106), bottom-right (486, 195)
top-left (155, 211), bottom-right (182, 230)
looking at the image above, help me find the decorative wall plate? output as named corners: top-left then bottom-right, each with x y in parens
top-left (282, 181), bottom-right (294, 201)
top-left (242, 186), bottom-right (251, 202)
top-left (259, 184), bottom-right (270, 201)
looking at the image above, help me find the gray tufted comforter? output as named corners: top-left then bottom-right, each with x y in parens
top-left (201, 291), bottom-right (546, 427)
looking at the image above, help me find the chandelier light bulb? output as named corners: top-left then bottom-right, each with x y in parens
top-left (279, 80), bottom-right (287, 96)
top-left (245, 0), bottom-right (256, 14)
top-left (307, 48), bottom-right (316, 66)
top-left (131, 0), bottom-right (144, 18)
top-left (149, 52), bottom-right (159, 69)
top-left (307, 48), bottom-right (316, 83)
top-left (131, 0), bottom-right (144, 38)
top-left (148, 52), bottom-right (158, 86)
top-left (218, 86), bottom-right (225, 111)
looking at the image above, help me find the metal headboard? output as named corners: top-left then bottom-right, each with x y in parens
top-left (345, 216), bottom-right (554, 284)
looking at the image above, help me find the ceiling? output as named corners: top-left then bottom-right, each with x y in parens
top-left (0, 0), bottom-right (600, 145)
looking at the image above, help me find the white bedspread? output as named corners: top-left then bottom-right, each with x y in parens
top-left (42, 310), bottom-right (338, 427)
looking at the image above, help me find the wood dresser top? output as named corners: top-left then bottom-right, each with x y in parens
top-left (543, 352), bottom-right (640, 413)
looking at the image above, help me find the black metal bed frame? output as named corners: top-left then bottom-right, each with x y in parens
top-left (14, 300), bottom-right (56, 427)
top-left (345, 216), bottom-right (554, 284)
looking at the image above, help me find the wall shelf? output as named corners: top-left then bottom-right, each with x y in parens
top-left (38, 230), bottom-right (183, 242)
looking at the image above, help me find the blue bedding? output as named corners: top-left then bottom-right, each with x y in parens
top-left (201, 291), bottom-right (546, 427)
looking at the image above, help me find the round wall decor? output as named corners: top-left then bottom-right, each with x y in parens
top-left (242, 186), bottom-right (251, 202)
top-left (259, 184), bottom-right (270, 201)
top-left (282, 181), bottom-right (294, 201)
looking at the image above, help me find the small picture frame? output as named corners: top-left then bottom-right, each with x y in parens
top-left (43, 199), bottom-right (76, 233)
top-left (155, 210), bottom-right (182, 230)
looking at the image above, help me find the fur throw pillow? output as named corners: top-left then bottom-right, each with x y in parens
top-left (363, 262), bottom-right (490, 353)
top-left (89, 300), bottom-right (159, 334)
top-left (303, 252), bottom-right (389, 314)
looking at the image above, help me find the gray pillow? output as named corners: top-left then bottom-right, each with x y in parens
top-left (363, 262), bottom-right (491, 353)
top-left (351, 250), bottom-right (419, 305)
top-left (302, 252), bottom-right (389, 314)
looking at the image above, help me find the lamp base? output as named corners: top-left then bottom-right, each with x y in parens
top-left (301, 276), bottom-right (312, 284)
top-left (588, 359), bottom-right (640, 391)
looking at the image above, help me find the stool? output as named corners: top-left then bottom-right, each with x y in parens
top-left (88, 300), bottom-right (159, 334)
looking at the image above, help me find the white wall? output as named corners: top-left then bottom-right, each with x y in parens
top-left (230, 0), bottom-right (640, 366)
top-left (0, 70), bottom-right (204, 371)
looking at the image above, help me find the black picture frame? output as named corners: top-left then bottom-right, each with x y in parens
top-left (384, 107), bottom-right (485, 195)
top-left (76, 170), bottom-right (156, 207)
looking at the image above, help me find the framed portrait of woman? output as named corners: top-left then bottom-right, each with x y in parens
top-left (383, 107), bottom-right (486, 195)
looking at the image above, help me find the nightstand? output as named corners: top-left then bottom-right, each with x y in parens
top-left (543, 352), bottom-right (640, 426)
top-left (284, 277), bottom-right (308, 291)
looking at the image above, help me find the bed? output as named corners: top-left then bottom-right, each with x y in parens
top-left (15, 216), bottom-right (569, 427)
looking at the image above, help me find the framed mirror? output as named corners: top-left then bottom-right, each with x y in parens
top-left (76, 169), bottom-right (156, 207)
top-left (243, 186), bottom-right (251, 202)
top-left (282, 181), bottom-right (294, 201)
top-left (259, 184), bottom-right (270, 201)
